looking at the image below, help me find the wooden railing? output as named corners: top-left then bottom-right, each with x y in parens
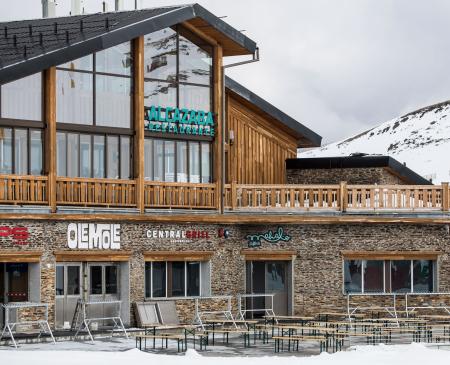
top-left (0, 175), bottom-right (48, 205)
top-left (56, 177), bottom-right (137, 207)
top-left (144, 181), bottom-right (218, 209)
top-left (225, 182), bottom-right (450, 212)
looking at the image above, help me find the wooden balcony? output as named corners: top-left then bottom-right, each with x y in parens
top-left (0, 175), bottom-right (48, 205)
top-left (144, 181), bottom-right (218, 209)
top-left (56, 177), bottom-right (137, 207)
top-left (224, 182), bottom-right (450, 212)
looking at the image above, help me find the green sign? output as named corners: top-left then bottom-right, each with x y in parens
top-left (245, 227), bottom-right (291, 248)
top-left (144, 106), bottom-right (215, 137)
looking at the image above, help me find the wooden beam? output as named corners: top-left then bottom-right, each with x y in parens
top-left (213, 44), bottom-right (223, 212)
top-left (240, 249), bottom-right (297, 261)
top-left (341, 250), bottom-right (441, 260)
top-left (0, 213), bottom-right (449, 225)
top-left (0, 251), bottom-right (42, 263)
top-left (133, 36), bottom-right (145, 213)
top-left (181, 21), bottom-right (218, 46)
top-left (44, 67), bottom-right (56, 212)
top-left (144, 250), bottom-right (214, 261)
top-left (442, 182), bottom-right (449, 211)
top-left (54, 250), bottom-right (132, 262)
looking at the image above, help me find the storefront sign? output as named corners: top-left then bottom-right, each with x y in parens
top-left (0, 226), bottom-right (29, 246)
top-left (144, 106), bottom-right (215, 137)
top-left (67, 223), bottom-right (121, 249)
top-left (146, 229), bottom-right (209, 243)
top-left (245, 227), bottom-right (291, 248)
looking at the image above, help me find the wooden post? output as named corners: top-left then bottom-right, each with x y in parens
top-left (442, 182), bottom-right (449, 211)
top-left (340, 181), bottom-right (347, 212)
top-left (213, 45), bottom-right (223, 212)
top-left (133, 36), bottom-right (145, 213)
top-left (44, 67), bottom-right (56, 212)
top-left (231, 181), bottom-right (237, 210)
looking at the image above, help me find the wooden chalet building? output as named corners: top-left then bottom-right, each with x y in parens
top-left (0, 4), bottom-right (449, 329)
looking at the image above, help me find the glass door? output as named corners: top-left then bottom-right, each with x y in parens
top-left (55, 263), bottom-right (82, 329)
top-left (87, 263), bottom-right (120, 326)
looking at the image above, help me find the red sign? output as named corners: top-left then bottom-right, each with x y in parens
top-left (0, 226), bottom-right (29, 245)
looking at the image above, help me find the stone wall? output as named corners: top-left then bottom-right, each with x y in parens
top-left (286, 167), bottom-right (405, 185)
top-left (1, 220), bottom-right (449, 327)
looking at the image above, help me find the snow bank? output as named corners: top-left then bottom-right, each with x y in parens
top-left (0, 343), bottom-right (448, 365)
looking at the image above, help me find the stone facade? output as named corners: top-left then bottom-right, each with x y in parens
top-left (1, 220), bottom-right (449, 327)
top-left (286, 167), bottom-right (405, 185)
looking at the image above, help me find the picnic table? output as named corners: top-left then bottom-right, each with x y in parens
top-left (203, 319), bottom-right (260, 346)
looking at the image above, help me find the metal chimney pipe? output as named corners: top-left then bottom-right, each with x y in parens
top-left (42, 0), bottom-right (56, 18)
top-left (115, 0), bottom-right (124, 11)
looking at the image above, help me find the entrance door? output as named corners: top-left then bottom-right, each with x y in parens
top-left (0, 263), bottom-right (4, 326)
top-left (55, 263), bottom-right (82, 329)
top-left (87, 263), bottom-right (120, 326)
top-left (246, 261), bottom-right (289, 317)
top-left (0, 263), bottom-right (29, 326)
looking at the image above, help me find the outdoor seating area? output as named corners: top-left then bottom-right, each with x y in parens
top-left (3, 293), bottom-right (450, 355)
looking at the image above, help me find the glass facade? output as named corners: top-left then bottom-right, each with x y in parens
top-left (144, 26), bottom-right (212, 112)
top-left (0, 127), bottom-right (43, 175)
top-left (145, 261), bottom-right (204, 298)
top-left (344, 259), bottom-right (435, 293)
top-left (56, 42), bottom-right (132, 127)
top-left (144, 138), bottom-right (211, 183)
top-left (0, 73), bottom-right (42, 121)
top-left (56, 132), bottom-right (131, 179)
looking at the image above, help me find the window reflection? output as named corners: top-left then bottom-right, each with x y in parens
top-left (189, 142), bottom-right (200, 183)
top-left (391, 260), bottom-right (411, 293)
top-left (93, 135), bottom-right (105, 178)
top-left (144, 81), bottom-right (177, 108)
top-left (59, 55), bottom-right (93, 71)
top-left (179, 84), bottom-right (211, 112)
top-left (96, 75), bottom-right (131, 128)
top-left (344, 260), bottom-right (362, 293)
top-left (96, 42), bottom-right (132, 76)
top-left (107, 135), bottom-right (119, 179)
top-left (178, 31), bottom-right (212, 85)
top-left (144, 28), bottom-right (177, 81)
top-left (0, 128), bottom-right (12, 174)
top-left (30, 130), bottom-right (43, 175)
top-left (413, 260), bottom-right (434, 293)
top-left (80, 134), bottom-right (92, 178)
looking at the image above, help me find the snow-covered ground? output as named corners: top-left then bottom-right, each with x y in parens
top-left (299, 100), bottom-right (450, 183)
top-left (0, 342), bottom-right (449, 365)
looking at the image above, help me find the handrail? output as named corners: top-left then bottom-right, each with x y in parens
top-left (225, 182), bottom-right (450, 212)
top-left (0, 174), bottom-right (48, 205)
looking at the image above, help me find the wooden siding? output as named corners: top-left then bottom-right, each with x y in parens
top-left (226, 94), bottom-right (298, 184)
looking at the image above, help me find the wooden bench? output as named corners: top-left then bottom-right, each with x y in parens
top-left (273, 335), bottom-right (329, 353)
top-left (134, 334), bottom-right (187, 352)
top-left (204, 328), bottom-right (253, 347)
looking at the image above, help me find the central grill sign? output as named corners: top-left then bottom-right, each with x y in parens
top-left (67, 223), bottom-right (121, 249)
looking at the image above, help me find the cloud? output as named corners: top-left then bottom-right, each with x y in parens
top-left (2, 0), bottom-right (450, 144)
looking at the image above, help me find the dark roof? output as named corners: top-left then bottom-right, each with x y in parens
top-left (0, 4), bottom-right (257, 84)
top-left (285, 156), bottom-right (432, 185)
top-left (225, 77), bottom-right (322, 148)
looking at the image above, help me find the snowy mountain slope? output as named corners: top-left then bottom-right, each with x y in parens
top-left (299, 100), bottom-right (450, 183)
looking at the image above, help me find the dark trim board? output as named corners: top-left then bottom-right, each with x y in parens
top-left (0, 4), bottom-right (257, 85)
top-left (286, 156), bottom-right (432, 185)
top-left (225, 77), bottom-right (322, 148)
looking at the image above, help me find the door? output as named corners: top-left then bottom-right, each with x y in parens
top-left (0, 263), bottom-right (4, 326)
top-left (246, 261), bottom-right (289, 317)
top-left (55, 263), bottom-right (82, 329)
top-left (88, 263), bottom-right (120, 327)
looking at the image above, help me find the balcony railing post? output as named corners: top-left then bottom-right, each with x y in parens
top-left (442, 182), bottom-right (449, 211)
top-left (340, 181), bottom-right (348, 212)
top-left (231, 181), bottom-right (237, 210)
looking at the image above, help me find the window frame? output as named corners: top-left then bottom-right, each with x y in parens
top-left (144, 137), bottom-right (212, 183)
top-left (145, 260), bottom-right (207, 299)
top-left (343, 258), bottom-right (437, 294)
top-left (0, 124), bottom-right (44, 175)
top-left (56, 43), bottom-right (133, 128)
top-left (56, 130), bottom-right (133, 179)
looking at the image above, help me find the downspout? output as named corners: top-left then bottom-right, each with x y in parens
top-left (221, 48), bottom-right (260, 213)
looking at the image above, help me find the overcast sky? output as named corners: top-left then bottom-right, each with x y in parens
top-left (2, 0), bottom-right (450, 143)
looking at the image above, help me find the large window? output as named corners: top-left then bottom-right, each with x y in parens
top-left (0, 127), bottom-right (43, 175)
top-left (56, 42), bottom-right (132, 128)
top-left (0, 73), bottom-right (42, 121)
top-left (144, 139), bottom-right (211, 183)
top-left (145, 261), bottom-right (210, 298)
top-left (143, 26), bottom-right (212, 114)
top-left (344, 259), bottom-right (436, 293)
top-left (57, 131), bottom-right (131, 179)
